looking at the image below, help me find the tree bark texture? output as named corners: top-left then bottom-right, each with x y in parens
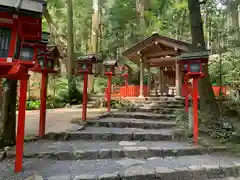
top-left (88, 0), bottom-right (101, 93)
top-left (136, 0), bottom-right (147, 39)
top-left (230, 1), bottom-right (240, 55)
top-left (67, 0), bottom-right (74, 74)
top-left (0, 79), bottom-right (3, 137)
top-left (67, 0), bottom-right (77, 103)
top-left (0, 79), bottom-right (17, 148)
top-left (188, 0), bottom-right (219, 123)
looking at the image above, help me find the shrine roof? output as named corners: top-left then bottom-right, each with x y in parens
top-left (103, 59), bottom-right (118, 66)
top-left (122, 33), bottom-right (192, 67)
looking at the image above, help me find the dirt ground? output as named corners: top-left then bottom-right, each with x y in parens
top-left (19, 108), bottom-right (108, 137)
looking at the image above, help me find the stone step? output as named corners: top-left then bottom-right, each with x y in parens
top-left (6, 140), bottom-right (226, 161)
top-left (87, 118), bottom-right (176, 129)
top-left (107, 112), bottom-right (177, 120)
top-left (2, 154), bottom-right (240, 179)
top-left (128, 107), bottom-right (184, 114)
top-left (43, 127), bottom-right (177, 141)
top-left (133, 101), bottom-right (184, 106)
top-left (127, 96), bottom-right (184, 101)
top-left (142, 103), bottom-right (183, 107)
top-left (72, 101), bottom-right (97, 108)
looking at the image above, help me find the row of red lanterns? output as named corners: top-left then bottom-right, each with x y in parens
top-left (75, 55), bottom-right (129, 118)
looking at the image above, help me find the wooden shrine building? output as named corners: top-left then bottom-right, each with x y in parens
top-left (122, 33), bottom-right (192, 97)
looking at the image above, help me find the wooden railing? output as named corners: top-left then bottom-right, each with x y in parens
top-left (105, 85), bottom-right (228, 99)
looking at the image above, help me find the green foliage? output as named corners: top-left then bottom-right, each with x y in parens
top-left (26, 100), bottom-right (41, 110)
top-left (209, 53), bottom-right (240, 96)
top-left (93, 77), bottom-right (108, 94)
top-left (25, 97), bottom-right (66, 110)
top-left (109, 99), bottom-right (131, 109)
top-left (48, 75), bottom-right (84, 104)
top-left (46, 96), bottom-right (66, 109)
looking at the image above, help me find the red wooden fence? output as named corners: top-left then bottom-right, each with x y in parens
top-left (105, 85), bottom-right (228, 99)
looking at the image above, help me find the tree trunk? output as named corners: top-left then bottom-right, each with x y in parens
top-left (67, 0), bottom-right (74, 74)
top-left (0, 79), bottom-right (3, 137)
top-left (230, 1), bottom-right (240, 41)
top-left (0, 79), bottom-right (17, 148)
top-left (88, 0), bottom-right (100, 93)
top-left (67, 0), bottom-right (77, 103)
top-left (136, 0), bottom-right (146, 39)
top-left (230, 1), bottom-right (240, 55)
top-left (187, 0), bottom-right (219, 124)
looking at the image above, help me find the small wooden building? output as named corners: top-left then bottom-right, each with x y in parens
top-left (122, 33), bottom-right (191, 97)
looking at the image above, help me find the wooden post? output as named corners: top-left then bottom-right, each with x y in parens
top-left (15, 76), bottom-right (29, 172)
top-left (139, 58), bottom-right (144, 98)
top-left (107, 74), bottom-right (112, 112)
top-left (192, 78), bottom-right (199, 145)
top-left (82, 72), bottom-right (88, 121)
top-left (39, 72), bottom-right (48, 137)
top-left (175, 60), bottom-right (181, 97)
top-left (147, 65), bottom-right (151, 96)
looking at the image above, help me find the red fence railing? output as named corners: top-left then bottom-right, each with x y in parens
top-left (105, 85), bottom-right (228, 99)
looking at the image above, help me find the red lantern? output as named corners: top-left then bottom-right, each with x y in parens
top-left (178, 50), bottom-right (209, 146)
top-left (75, 54), bottom-right (101, 121)
top-left (0, 7), bottom-right (43, 79)
top-left (179, 51), bottom-right (209, 78)
top-left (76, 54), bottom-right (100, 75)
top-left (103, 59), bottom-right (118, 112)
top-left (32, 45), bottom-right (60, 138)
top-left (32, 45), bottom-right (60, 73)
top-left (103, 59), bottom-right (118, 75)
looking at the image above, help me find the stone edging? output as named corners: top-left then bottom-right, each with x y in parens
top-left (6, 146), bottom-right (226, 161)
top-left (42, 131), bottom-right (174, 141)
top-left (44, 163), bottom-right (240, 180)
top-left (87, 120), bottom-right (176, 129)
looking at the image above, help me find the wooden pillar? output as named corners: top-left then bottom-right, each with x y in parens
top-left (175, 60), bottom-right (181, 97)
top-left (159, 68), bottom-right (163, 96)
top-left (147, 64), bottom-right (151, 96)
top-left (139, 58), bottom-right (144, 98)
top-left (160, 68), bottom-right (166, 96)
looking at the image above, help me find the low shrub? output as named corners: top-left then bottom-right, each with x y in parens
top-left (46, 96), bottom-right (66, 109)
top-left (109, 100), bottom-right (131, 109)
top-left (26, 97), bottom-right (66, 110)
top-left (26, 100), bottom-right (40, 110)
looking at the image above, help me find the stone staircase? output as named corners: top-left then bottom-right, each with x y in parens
top-left (2, 97), bottom-right (240, 180)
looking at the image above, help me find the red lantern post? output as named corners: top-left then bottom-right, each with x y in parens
top-left (104, 59), bottom-right (118, 112)
top-left (82, 72), bottom-right (88, 120)
top-left (0, 1), bottom-right (45, 172)
top-left (31, 39), bottom-right (60, 137)
top-left (178, 50), bottom-right (209, 146)
top-left (76, 54), bottom-right (100, 121)
top-left (15, 74), bottom-right (29, 172)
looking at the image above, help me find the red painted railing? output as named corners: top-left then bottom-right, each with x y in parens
top-left (104, 85), bottom-right (149, 99)
top-left (105, 85), bottom-right (228, 99)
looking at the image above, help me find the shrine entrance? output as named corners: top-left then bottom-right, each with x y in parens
top-left (122, 33), bottom-right (191, 98)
